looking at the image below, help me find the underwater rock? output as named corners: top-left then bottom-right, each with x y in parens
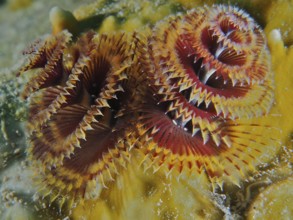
top-left (247, 177), bottom-right (293, 220)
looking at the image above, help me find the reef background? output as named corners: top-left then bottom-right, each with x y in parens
top-left (0, 0), bottom-right (292, 219)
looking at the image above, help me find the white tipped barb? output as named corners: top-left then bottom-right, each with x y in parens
top-left (215, 46), bottom-right (226, 58)
top-left (192, 127), bottom-right (200, 137)
top-left (202, 69), bottom-right (216, 84)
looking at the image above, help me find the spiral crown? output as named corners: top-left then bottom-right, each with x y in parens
top-left (19, 5), bottom-right (278, 201)
top-left (135, 5), bottom-right (276, 186)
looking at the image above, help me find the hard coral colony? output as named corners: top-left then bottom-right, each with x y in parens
top-left (19, 4), bottom-right (277, 210)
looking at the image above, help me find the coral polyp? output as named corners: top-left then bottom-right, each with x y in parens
top-left (135, 5), bottom-right (277, 186)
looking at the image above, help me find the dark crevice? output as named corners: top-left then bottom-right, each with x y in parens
top-left (201, 27), bottom-right (246, 66)
top-left (107, 98), bottom-right (121, 127)
top-left (84, 57), bottom-right (111, 106)
top-left (188, 54), bottom-right (233, 90)
top-left (220, 18), bottom-right (237, 35)
top-left (192, 57), bottom-right (204, 80)
top-left (165, 108), bottom-right (201, 137)
top-left (201, 28), bottom-right (219, 56)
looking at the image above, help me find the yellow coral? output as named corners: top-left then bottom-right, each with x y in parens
top-left (7, 0), bottom-right (32, 10)
top-left (247, 178), bottom-right (293, 220)
top-left (98, 16), bottom-right (117, 33)
top-left (265, 0), bottom-right (293, 46)
top-left (72, 151), bottom-right (222, 220)
top-left (267, 29), bottom-right (293, 141)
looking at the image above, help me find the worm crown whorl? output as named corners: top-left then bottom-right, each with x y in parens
top-left (134, 5), bottom-right (277, 185)
top-left (20, 30), bottom-right (145, 200)
top-left (19, 4), bottom-right (279, 199)
top-left (148, 5), bottom-right (274, 122)
top-left (185, 5), bottom-right (269, 83)
top-left (26, 31), bottom-right (132, 164)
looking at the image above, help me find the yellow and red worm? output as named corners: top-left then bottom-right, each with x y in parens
top-left (135, 5), bottom-right (276, 187)
top-left (18, 5), bottom-right (279, 202)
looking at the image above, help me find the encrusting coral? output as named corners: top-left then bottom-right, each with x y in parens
top-left (247, 177), bottom-right (293, 220)
top-left (18, 3), bottom-right (281, 217)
